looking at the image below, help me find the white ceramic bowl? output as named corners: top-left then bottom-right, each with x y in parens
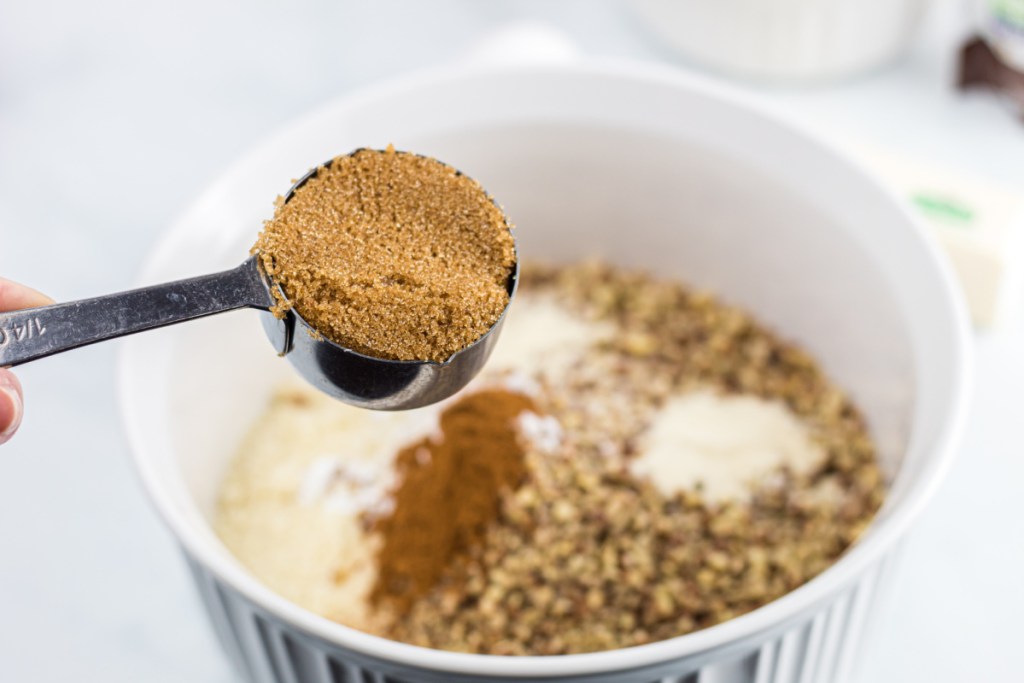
top-left (120, 61), bottom-right (971, 683)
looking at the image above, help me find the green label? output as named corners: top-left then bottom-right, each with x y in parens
top-left (990, 0), bottom-right (1024, 26)
top-left (912, 193), bottom-right (976, 229)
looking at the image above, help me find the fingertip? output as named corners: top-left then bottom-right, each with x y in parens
top-left (0, 277), bottom-right (54, 310)
top-left (0, 370), bottom-right (24, 445)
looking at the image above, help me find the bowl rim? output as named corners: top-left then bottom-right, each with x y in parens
top-left (119, 58), bottom-right (972, 678)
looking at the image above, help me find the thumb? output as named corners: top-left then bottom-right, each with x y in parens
top-left (0, 277), bottom-right (53, 311)
top-left (0, 369), bottom-right (24, 445)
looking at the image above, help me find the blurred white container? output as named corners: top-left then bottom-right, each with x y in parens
top-left (632, 0), bottom-right (932, 80)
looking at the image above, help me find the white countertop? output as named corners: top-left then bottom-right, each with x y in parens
top-left (1, 1), bottom-right (1022, 681)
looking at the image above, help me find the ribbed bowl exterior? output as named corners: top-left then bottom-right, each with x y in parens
top-left (184, 540), bottom-right (904, 683)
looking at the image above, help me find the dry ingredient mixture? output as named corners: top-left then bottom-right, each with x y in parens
top-left (216, 261), bottom-right (884, 655)
top-left (252, 146), bottom-right (516, 362)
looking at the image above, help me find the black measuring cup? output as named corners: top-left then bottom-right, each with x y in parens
top-left (0, 156), bottom-right (518, 410)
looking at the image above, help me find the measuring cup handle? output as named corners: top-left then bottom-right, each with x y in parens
top-left (0, 256), bottom-right (273, 367)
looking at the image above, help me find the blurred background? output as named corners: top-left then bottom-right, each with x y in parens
top-left (1, 1), bottom-right (1022, 681)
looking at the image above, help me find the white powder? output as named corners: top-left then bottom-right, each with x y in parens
top-left (517, 411), bottom-right (564, 454)
top-left (486, 294), bottom-right (612, 377)
top-left (630, 389), bottom-right (825, 502)
top-left (500, 370), bottom-right (542, 398)
top-left (298, 456), bottom-right (397, 518)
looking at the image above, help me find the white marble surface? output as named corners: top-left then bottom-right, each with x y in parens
top-left (1, 1), bottom-right (1022, 681)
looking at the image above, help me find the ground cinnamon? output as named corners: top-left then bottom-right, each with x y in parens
top-left (370, 388), bottom-right (536, 613)
top-left (252, 146), bottom-right (516, 362)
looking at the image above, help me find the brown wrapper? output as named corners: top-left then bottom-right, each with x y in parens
top-left (959, 36), bottom-right (1024, 117)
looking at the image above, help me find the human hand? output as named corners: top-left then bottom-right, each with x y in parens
top-left (1, 278), bottom-right (54, 444)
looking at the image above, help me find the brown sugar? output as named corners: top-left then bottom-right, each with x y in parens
top-left (370, 388), bottom-right (536, 614)
top-left (253, 146), bottom-right (516, 362)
